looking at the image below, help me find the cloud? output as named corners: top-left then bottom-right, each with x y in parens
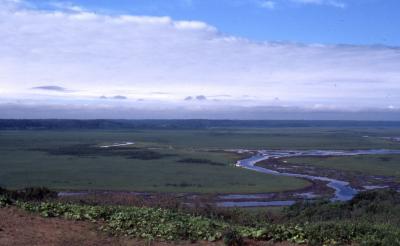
top-left (2, 103), bottom-right (400, 120)
top-left (99, 95), bottom-right (128, 100)
top-left (47, 1), bottom-right (86, 12)
top-left (290, 0), bottom-right (346, 8)
top-left (250, 0), bottom-right (346, 9)
top-left (209, 94), bottom-right (232, 98)
top-left (196, 95), bottom-right (207, 100)
top-left (0, 1), bottom-right (399, 119)
top-left (184, 95), bottom-right (208, 101)
top-left (113, 95), bottom-right (128, 100)
top-left (259, 1), bottom-right (276, 9)
top-left (31, 85), bottom-right (70, 92)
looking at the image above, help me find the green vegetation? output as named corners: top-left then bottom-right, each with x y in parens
top-left (177, 158), bottom-right (225, 166)
top-left (16, 201), bottom-right (226, 241)
top-left (284, 189), bottom-right (400, 226)
top-left (1, 126), bottom-right (400, 192)
top-left (284, 154), bottom-right (400, 178)
top-left (1, 188), bottom-right (400, 245)
top-left (2, 119), bottom-right (399, 131)
top-left (33, 144), bottom-right (171, 160)
top-left (0, 186), bottom-right (57, 201)
top-left (0, 196), bottom-right (12, 207)
top-left (2, 121), bottom-right (400, 244)
top-left (0, 130), bottom-right (311, 193)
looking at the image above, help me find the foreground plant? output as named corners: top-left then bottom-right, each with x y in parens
top-left (2, 198), bottom-right (397, 245)
top-left (2, 187), bottom-right (400, 246)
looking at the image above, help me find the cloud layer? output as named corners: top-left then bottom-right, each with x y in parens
top-left (250, 0), bottom-right (347, 9)
top-left (289, 0), bottom-right (346, 8)
top-left (0, 0), bottom-right (400, 119)
top-left (31, 85), bottom-right (70, 92)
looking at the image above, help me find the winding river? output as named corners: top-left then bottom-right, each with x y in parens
top-left (235, 149), bottom-right (400, 202)
top-left (58, 144), bottom-right (400, 207)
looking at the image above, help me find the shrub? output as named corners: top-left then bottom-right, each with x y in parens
top-left (0, 187), bottom-right (57, 201)
top-left (0, 195), bottom-right (13, 207)
top-left (223, 228), bottom-right (244, 246)
top-left (284, 189), bottom-right (400, 226)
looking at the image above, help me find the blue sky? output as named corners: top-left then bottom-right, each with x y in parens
top-left (0, 0), bottom-right (400, 119)
top-left (33, 0), bottom-right (400, 46)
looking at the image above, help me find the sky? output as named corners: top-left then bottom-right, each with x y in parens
top-left (0, 0), bottom-right (400, 120)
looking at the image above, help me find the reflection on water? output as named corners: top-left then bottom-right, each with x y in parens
top-left (100, 142), bottom-right (134, 148)
top-left (218, 194), bottom-right (274, 200)
top-left (217, 200), bottom-right (296, 207)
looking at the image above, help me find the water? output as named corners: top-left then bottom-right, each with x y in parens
top-left (296, 192), bottom-right (319, 199)
top-left (235, 149), bottom-right (400, 202)
top-left (363, 185), bottom-right (389, 190)
top-left (58, 191), bottom-right (148, 197)
top-left (59, 148), bottom-right (400, 207)
top-left (218, 194), bottom-right (274, 200)
top-left (58, 191), bottom-right (89, 197)
top-left (100, 142), bottom-right (134, 148)
top-left (217, 200), bottom-right (296, 207)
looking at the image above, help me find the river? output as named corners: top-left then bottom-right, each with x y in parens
top-left (231, 149), bottom-right (400, 205)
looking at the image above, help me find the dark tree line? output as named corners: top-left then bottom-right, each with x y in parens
top-left (1, 119), bottom-right (400, 130)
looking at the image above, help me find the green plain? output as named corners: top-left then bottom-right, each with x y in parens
top-left (0, 129), bottom-right (311, 193)
top-left (283, 154), bottom-right (400, 179)
top-left (1, 127), bottom-right (400, 192)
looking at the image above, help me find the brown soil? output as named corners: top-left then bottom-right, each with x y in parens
top-left (0, 207), bottom-right (293, 246)
top-left (0, 207), bottom-right (206, 246)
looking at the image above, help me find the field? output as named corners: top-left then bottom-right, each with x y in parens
top-left (2, 122), bottom-right (400, 245)
top-left (1, 126), bottom-right (400, 193)
top-left (283, 154), bottom-right (400, 179)
top-left (0, 129), bottom-right (309, 193)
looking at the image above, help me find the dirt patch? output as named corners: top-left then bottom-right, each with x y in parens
top-left (0, 207), bottom-right (209, 246)
top-left (0, 207), bottom-right (293, 246)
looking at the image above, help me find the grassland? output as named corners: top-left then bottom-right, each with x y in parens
top-left (0, 129), bottom-right (310, 193)
top-left (283, 154), bottom-right (400, 179)
top-left (1, 127), bottom-right (400, 193)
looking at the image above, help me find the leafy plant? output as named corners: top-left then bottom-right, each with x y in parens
top-left (0, 187), bottom-right (57, 201)
top-left (0, 195), bottom-right (12, 207)
top-left (3, 188), bottom-right (400, 245)
top-left (223, 228), bottom-right (244, 246)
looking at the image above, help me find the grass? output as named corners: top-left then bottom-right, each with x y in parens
top-left (0, 129), bottom-right (310, 193)
top-left (3, 127), bottom-right (400, 150)
top-left (1, 127), bottom-right (400, 193)
top-left (283, 154), bottom-right (400, 178)
top-left (3, 189), bottom-right (400, 245)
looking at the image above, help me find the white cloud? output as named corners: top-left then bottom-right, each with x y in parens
top-left (0, 0), bottom-right (399, 119)
top-left (173, 20), bottom-right (217, 31)
top-left (48, 1), bottom-right (86, 12)
top-left (259, 1), bottom-right (276, 9)
top-left (249, 0), bottom-right (347, 9)
top-left (290, 0), bottom-right (346, 8)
